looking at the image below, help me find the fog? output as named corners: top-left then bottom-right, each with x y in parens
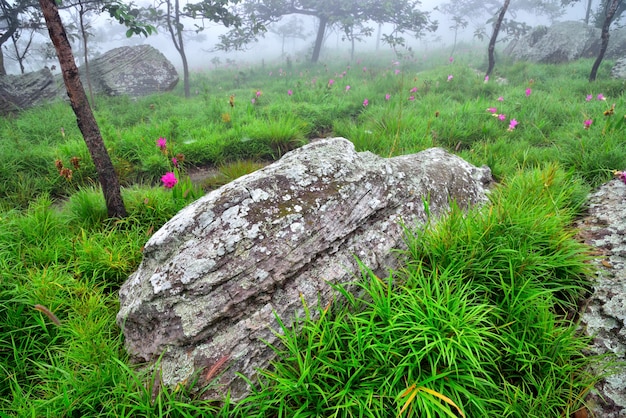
top-left (5, 0), bottom-right (598, 74)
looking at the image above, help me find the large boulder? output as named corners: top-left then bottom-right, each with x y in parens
top-left (576, 179), bottom-right (626, 417)
top-left (0, 68), bottom-right (62, 114)
top-left (82, 44), bottom-right (178, 97)
top-left (117, 138), bottom-right (492, 400)
top-left (504, 21), bottom-right (600, 63)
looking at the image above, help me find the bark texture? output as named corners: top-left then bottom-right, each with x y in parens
top-left (117, 138), bottom-right (492, 400)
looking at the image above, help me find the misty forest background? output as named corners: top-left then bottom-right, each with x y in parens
top-left (2, 0), bottom-right (626, 417)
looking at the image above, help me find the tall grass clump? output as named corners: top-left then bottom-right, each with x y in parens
top-left (228, 164), bottom-right (600, 418)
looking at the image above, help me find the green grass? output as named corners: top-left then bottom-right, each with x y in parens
top-left (0, 45), bottom-right (623, 416)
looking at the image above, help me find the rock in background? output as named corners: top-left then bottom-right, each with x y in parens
top-left (81, 44), bottom-right (178, 97)
top-left (116, 137), bottom-right (493, 400)
top-left (0, 68), bottom-right (62, 114)
top-left (0, 45), bottom-right (178, 115)
top-left (504, 21), bottom-right (600, 63)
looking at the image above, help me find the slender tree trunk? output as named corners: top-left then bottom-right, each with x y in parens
top-left (11, 33), bottom-right (25, 74)
top-left (0, 50), bottom-right (5, 76)
top-left (311, 15), bottom-right (327, 63)
top-left (486, 0), bottom-right (511, 77)
top-left (79, 1), bottom-right (95, 106)
top-left (181, 47), bottom-right (190, 97)
top-left (166, 0), bottom-right (190, 97)
top-left (590, 0), bottom-right (622, 81)
top-left (585, 0), bottom-right (593, 24)
top-left (39, 0), bottom-right (127, 218)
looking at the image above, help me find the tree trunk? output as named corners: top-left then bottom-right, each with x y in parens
top-left (39, 0), bottom-right (127, 218)
top-left (181, 47), bottom-right (190, 97)
top-left (166, 0), bottom-right (190, 97)
top-left (311, 15), bottom-right (327, 63)
top-left (590, 0), bottom-right (622, 81)
top-left (486, 0), bottom-right (511, 77)
top-left (585, 0), bottom-right (593, 24)
top-left (0, 50), bottom-right (5, 76)
top-left (79, 1), bottom-right (95, 106)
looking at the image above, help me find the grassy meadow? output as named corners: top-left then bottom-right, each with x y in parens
top-left (1, 45), bottom-right (625, 417)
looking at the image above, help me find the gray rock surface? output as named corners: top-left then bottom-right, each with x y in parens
top-left (82, 44), bottom-right (178, 97)
top-left (0, 45), bottom-right (178, 115)
top-left (117, 138), bottom-right (492, 400)
top-left (576, 179), bottom-right (626, 418)
top-left (504, 21), bottom-right (600, 63)
top-left (0, 68), bottom-right (61, 114)
top-left (611, 57), bottom-right (626, 79)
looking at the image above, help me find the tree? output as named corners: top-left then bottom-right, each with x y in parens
top-left (440, 0), bottom-right (564, 75)
top-left (39, 0), bottom-right (153, 218)
top-left (5, 6), bottom-right (43, 73)
top-left (140, 0), bottom-right (243, 98)
top-left (40, 0), bottom-right (126, 218)
top-left (589, 0), bottom-right (624, 81)
top-left (0, 0), bottom-right (39, 74)
top-left (268, 15), bottom-right (309, 55)
top-left (216, 0), bottom-right (437, 63)
top-left (486, 0), bottom-right (510, 76)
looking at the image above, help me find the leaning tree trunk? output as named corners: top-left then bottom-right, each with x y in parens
top-left (39, 0), bottom-right (127, 218)
top-left (311, 15), bottom-right (327, 63)
top-left (486, 0), bottom-right (511, 77)
top-left (590, 0), bottom-right (622, 81)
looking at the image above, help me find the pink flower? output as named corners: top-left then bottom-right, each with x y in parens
top-left (584, 119), bottom-right (593, 129)
top-left (161, 172), bottom-right (178, 189)
top-left (363, 98), bottom-right (369, 107)
top-left (586, 94), bottom-right (593, 102)
top-left (287, 89), bottom-right (293, 96)
top-left (363, 67), bottom-right (367, 72)
top-left (508, 119), bottom-right (519, 131)
top-left (497, 96), bottom-right (504, 102)
top-left (484, 75), bottom-right (489, 83)
top-left (525, 88), bottom-right (532, 97)
top-left (598, 93), bottom-right (606, 101)
top-left (394, 69), bottom-right (401, 75)
top-left (157, 137), bottom-right (167, 150)
top-left (619, 171), bottom-right (626, 184)
top-left (172, 157), bottom-right (178, 168)
top-left (498, 113), bottom-right (506, 121)
top-left (256, 90), bottom-right (262, 97)
top-left (449, 57), bottom-right (454, 63)
top-left (410, 87), bottom-right (418, 93)
top-left (385, 93), bottom-right (391, 101)
top-left (447, 75), bottom-right (453, 81)
top-left (345, 85), bottom-right (351, 92)
top-left (328, 79), bottom-right (335, 87)
top-left (408, 96), bottom-right (415, 101)
top-left (487, 107), bottom-right (498, 114)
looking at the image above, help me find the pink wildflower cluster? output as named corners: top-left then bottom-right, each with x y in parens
top-left (487, 107), bottom-right (519, 131)
top-left (161, 172), bottom-right (178, 189)
top-left (156, 137), bottom-right (180, 189)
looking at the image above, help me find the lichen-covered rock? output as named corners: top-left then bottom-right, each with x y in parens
top-left (504, 21), bottom-right (600, 63)
top-left (576, 179), bottom-right (626, 418)
top-left (611, 57), bottom-right (626, 79)
top-left (0, 68), bottom-right (61, 115)
top-left (117, 138), bottom-right (492, 400)
top-left (82, 45), bottom-right (178, 97)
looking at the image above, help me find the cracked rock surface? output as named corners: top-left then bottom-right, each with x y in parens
top-left (576, 179), bottom-right (626, 417)
top-left (117, 137), bottom-right (492, 400)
